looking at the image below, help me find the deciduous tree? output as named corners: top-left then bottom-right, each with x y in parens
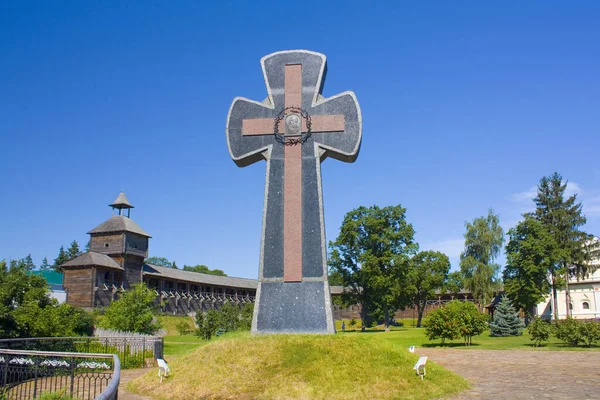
top-left (101, 283), bottom-right (160, 334)
top-left (409, 251), bottom-right (450, 327)
top-left (0, 259), bottom-right (93, 337)
top-left (444, 271), bottom-right (464, 295)
top-left (329, 205), bottom-right (418, 331)
top-left (183, 264), bottom-right (227, 276)
top-left (504, 216), bottom-right (561, 320)
top-left (144, 256), bottom-right (174, 268)
top-left (459, 209), bottom-right (504, 306)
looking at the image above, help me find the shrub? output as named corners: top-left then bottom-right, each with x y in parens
top-left (425, 301), bottom-right (488, 345)
top-left (452, 301), bottom-right (488, 345)
top-left (176, 321), bottom-right (192, 336)
top-left (239, 303), bottom-right (254, 330)
top-left (101, 283), bottom-right (161, 334)
top-left (424, 305), bottom-right (461, 344)
top-left (554, 318), bottom-right (582, 346)
top-left (196, 310), bottom-right (220, 340)
top-left (218, 303), bottom-right (241, 332)
top-left (527, 317), bottom-right (553, 347)
top-left (489, 296), bottom-right (524, 337)
top-left (36, 391), bottom-right (77, 400)
top-left (579, 320), bottom-right (600, 347)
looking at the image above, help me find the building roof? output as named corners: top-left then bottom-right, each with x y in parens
top-left (31, 270), bottom-right (64, 286)
top-left (88, 215), bottom-right (151, 237)
top-left (109, 191), bottom-right (134, 209)
top-left (61, 251), bottom-right (123, 270)
top-left (143, 264), bottom-right (258, 290)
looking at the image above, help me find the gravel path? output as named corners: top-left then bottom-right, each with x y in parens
top-left (417, 348), bottom-right (600, 400)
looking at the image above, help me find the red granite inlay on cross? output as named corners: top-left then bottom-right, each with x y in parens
top-left (282, 64), bottom-right (303, 282)
top-left (241, 64), bottom-right (346, 282)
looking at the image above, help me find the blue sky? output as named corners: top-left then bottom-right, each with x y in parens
top-left (1, 1), bottom-right (599, 278)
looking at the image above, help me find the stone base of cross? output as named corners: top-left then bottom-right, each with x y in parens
top-left (226, 50), bottom-right (362, 334)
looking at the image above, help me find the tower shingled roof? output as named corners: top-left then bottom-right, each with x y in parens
top-left (88, 215), bottom-right (152, 237)
top-left (61, 251), bottom-right (123, 270)
top-left (109, 192), bottom-right (134, 209)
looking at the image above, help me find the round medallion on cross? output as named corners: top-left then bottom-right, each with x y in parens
top-left (285, 114), bottom-right (302, 136)
top-left (274, 107), bottom-right (312, 145)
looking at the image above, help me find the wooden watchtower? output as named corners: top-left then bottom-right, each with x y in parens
top-left (62, 192), bottom-right (151, 308)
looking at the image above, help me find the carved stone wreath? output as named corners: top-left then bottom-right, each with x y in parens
top-left (274, 107), bottom-right (312, 145)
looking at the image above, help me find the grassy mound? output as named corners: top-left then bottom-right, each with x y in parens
top-left (130, 332), bottom-right (468, 400)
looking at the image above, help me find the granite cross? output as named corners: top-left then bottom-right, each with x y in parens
top-left (226, 50), bottom-right (362, 334)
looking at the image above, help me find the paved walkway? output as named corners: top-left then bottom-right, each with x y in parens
top-left (417, 348), bottom-right (600, 400)
top-left (118, 368), bottom-right (152, 400)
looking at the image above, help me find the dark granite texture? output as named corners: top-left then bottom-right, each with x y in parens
top-left (255, 281), bottom-right (328, 333)
top-left (262, 157), bottom-right (284, 278)
top-left (226, 50), bottom-right (362, 334)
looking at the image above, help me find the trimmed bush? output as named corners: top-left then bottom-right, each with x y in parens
top-left (425, 301), bottom-right (488, 345)
top-left (527, 317), bottom-right (553, 347)
top-left (554, 318), bottom-right (582, 346)
top-left (579, 320), bottom-right (600, 347)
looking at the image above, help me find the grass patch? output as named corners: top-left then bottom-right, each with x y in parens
top-left (157, 315), bottom-right (195, 336)
top-left (164, 335), bottom-right (204, 343)
top-left (360, 328), bottom-right (600, 351)
top-left (132, 332), bottom-right (469, 400)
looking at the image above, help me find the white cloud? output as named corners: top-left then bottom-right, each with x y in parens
top-left (421, 238), bottom-right (464, 259)
top-left (565, 182), bottom-right (583, 198)
top-left (585, 196), bottom-right (600, 217)
top-left (510, 182), bottom-right (598, 219)
top-left (511, 186), bottom-right (537, 203)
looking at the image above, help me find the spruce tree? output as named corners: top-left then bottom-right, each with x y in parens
top-left (528, 172), bottom-right (599, 319)
top-left (23, 254), bottom-right (36, 271)
top-left (67, 240), bottom-right (81, 260)
top-left (40, 257), bottom-right (50, 271)
top-left (52, 246), bottom-right (69, 272)
top-left (490, 296), bottom-right (524, 336)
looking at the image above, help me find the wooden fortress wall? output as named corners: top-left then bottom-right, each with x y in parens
top-left (63, 266), bottom-right (95, 308)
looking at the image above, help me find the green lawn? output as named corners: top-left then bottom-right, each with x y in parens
top-left (158, 317), bottom-right (600, 360)
top-left (335, 325), bottom-right (600, 351)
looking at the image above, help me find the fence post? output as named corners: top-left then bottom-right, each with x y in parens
top-left (1, 352), bottom-right (7, 388)
top-left (142, 338), bottom-right (146, 366)
top-left (33, 354), bottom-right (39, 398)
top-left (69, 356), bottom-right (75, 398)
top-left (123, 338), bottom-right (127, 367)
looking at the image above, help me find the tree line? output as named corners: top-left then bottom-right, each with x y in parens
top-left (329, 172), bottom-right (598, 329)
top-left (6, 244), bottom-right (226, 277)
top-left (143, 256), bottom-right (227, 276)
top-left (6, 240), bottom-right (86, 273)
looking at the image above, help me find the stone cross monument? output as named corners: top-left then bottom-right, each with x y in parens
top-left (226, 50), bottom-right (362, 334)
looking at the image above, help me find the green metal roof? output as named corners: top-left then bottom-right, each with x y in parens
top-left (31, 270), bottom-right (63, 286)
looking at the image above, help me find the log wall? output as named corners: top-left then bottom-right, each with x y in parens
top-left (125, 233), bottom-right (148, 258)
top-left (90, 233), bottom-right (124, 255)
top-left (64, 266), bottom-right (94, 308)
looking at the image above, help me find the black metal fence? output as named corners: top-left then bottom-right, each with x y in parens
top-left (0, 349), bottom-right (120, 400)
top-left (0, 337), bottom-right (163, 370)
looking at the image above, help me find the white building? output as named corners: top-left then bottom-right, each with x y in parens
top-left (536, 243), bottom-right (600, 320)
